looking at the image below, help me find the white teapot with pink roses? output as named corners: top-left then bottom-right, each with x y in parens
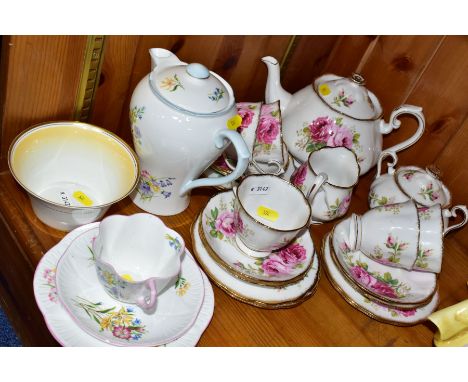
top-left (262, 56), bottom-right (426, 175)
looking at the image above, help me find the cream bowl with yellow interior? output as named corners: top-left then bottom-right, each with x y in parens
top-left (8, 122), bottom-right (139, 231)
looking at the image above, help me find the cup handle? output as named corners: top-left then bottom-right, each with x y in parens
top-left (376, 151), bottom-right (398, 178)
top-left (306, 172), bottom-right (328, 202)
top-left (379, 104), bottom-right (425, 154)
top-left (179, 129), bottom-right (250, 196)
top-left (250, 158), bottom-right (285, 176)
top-left (443, 205), bottom-right (468, 236)
top-left (137, 279), bottom-right (157, 310)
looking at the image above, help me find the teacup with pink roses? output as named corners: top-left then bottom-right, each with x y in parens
top-left (232, 174), bottom-right (311, 256)
top-left (218, 101), bottom-right (289, 177)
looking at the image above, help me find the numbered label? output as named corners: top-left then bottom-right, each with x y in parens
top-left (249, 185), bottom-right (270, 195)
top-left (73, 191), bottom-right (93, 206)
top-left (226, 114), bottom-right (242, 130)
top-left (256, 205), bottom-right (279, 222)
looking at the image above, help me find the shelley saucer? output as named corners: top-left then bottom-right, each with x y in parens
top-left (200, 190), bottom-right (314, 287)
top-left (322, 233), bottom-right (439, 326)
top-left (192, 214), bottom-right (320, 308)
top-left (331, 217), bottom-right (437, 307)
top-left (55, 226), bottom-right (205, 346)
top-left (34, 223), bottom-right (214, 347)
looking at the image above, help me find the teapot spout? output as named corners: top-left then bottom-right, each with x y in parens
top-left (262, 56), bottom-right (292, 114)
top-left (149, 48), bottom-right (184, 71)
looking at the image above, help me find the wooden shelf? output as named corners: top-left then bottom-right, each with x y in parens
top-left (1, 166), bottom-right (467, 347)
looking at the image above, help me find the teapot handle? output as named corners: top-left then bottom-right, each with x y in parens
top-left (379, 104), bottom-right (425, 153)
top-left (376, 151), bottom-right (398, 178)
top-left (179, 130), bottom-right (250, 195)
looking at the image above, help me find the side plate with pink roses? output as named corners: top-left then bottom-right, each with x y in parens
top-left (330, 216), bottom-right (437, 307)
top-left (322, 234), bottom-right (439, 326)
top-left (200, 191), bottom-right (315, 287)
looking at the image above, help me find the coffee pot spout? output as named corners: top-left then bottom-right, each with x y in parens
top-left (149, 48), bottom-right (184, 71)
top-left (262, 56), bottom-right (292, 114)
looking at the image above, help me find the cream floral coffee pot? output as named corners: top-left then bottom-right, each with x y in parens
top-left (129, 48), bottom-right (250, 215)
top-left (262, 56), bottom-right (426, 175)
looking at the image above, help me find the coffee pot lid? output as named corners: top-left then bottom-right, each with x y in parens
top-left (315, 73), bottom-right (382, 120)
top-left (151, 63), bottom-right (231, 115)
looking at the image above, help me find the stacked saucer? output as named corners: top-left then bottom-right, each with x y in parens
top-left (33, 222), bottom-right (214, 346)
top-left (191, 190), bottom-right (320, 308)
top-left (322, 216), bottom-right (440, 326)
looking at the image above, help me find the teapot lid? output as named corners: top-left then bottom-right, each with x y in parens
top-left (314, 73), bottom-right (382, 120)
top-left (150, 63), bottom-right (232, 115)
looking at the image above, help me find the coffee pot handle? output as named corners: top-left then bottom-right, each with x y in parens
top-left (379, 104), bottom-right (425, 153)
top-left (376, 151), bottom-right (398, 178)
top-left (443, 205), bottom-right (468, 236)
top-left (179, 130), bottom-right (250, 195)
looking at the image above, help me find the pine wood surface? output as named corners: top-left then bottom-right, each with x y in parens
top-left (1, 35), bottom-right (467, 346)
top-left (1, 162), bottom-right (467, 346)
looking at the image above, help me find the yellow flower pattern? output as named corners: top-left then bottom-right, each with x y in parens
top-left (160, 74), bottom-right (184, 92)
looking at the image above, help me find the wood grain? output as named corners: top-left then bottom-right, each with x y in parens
top-left (322, 35), bottom-right (377, 76)
top-left (89, 36), bottom-right (140, 132)
top-left (0, 36), bottom-right (88, 171)
top-left (383, 36), bottom-right (468, 167)
top-left (280, 36), bottom-right (339, 94)
top-left (0, 35), bottom-right (467, 347)
top-left (0, 168), bottom-right (454, 347)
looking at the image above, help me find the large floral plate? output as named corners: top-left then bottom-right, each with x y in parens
top-left (55, 226), bottom-right (205, 346)
top-left (34, 223), bottom-right (214, 347)
top-left (322, 233), bottom-right (439, 326)
top-left (192, 214), bottom-right (319, 308)
top-left (201, 191), bottom-right (314, 287)
top-left (331, 217), bottom-right (437, 307)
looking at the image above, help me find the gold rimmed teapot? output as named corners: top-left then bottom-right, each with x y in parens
top-left (262, 56), bottom-right (426, 175)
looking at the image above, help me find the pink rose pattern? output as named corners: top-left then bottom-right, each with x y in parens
top-left (236, 104), bottom-right (256, 133)
top-left (418, 182), bottom-right (440, 202)
top-left (340, 241), bottom-right (411, 300)
top-left (43, 268), bottom-right (57, 303)
top-left (290, 162), bottom-right (308, 188)
top-left (296, 116), bottom-right (359, 154)
top-left (260, 243), bottom-right (307, 276)
top-left (253, 102), bottom-right (282, 157)
top-left (207, 206), bottom-right (243, 240)
top-left (385, 234), bottom-right (409, 264)
top-left (326, 194), bottom-right (352, 219)
top-left (256, 115), bottom-right (280, 145)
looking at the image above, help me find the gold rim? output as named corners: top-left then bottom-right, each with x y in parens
top-left (7, 121), bottom-right (140, 210)
top-left (328, 227), bottom-right (437, 309)
top-left (198, 217), bottom-right (314, 288)
top-left (191, 215), bottom-right (320, 309)
top-left (320, 236), bottom-right (438, 327)
top-left (307, 146), bottom-right (361, 189)
top-left (235, 174), bottom-right (311, 233)
top-left (328, 231), bottom-right (435, 309)
top-left (312, 74), bottom-right (383, 122)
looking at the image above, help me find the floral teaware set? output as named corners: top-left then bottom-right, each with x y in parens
top-left (21, 48), bottom-right (468, 346)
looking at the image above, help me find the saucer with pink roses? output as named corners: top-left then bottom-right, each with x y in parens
top-left (191, 190), bottom-right (320, 308)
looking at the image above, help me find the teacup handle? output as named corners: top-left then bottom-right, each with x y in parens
top-left (179, 129), bottom-right (250, 195)
top-left (376, 151), bottom-right (398, 178)
top-left (379, 104), bottom-right (425, 154)
top-left (250, 158), bottom-right (285, 176)
top-left (443, 205), bottom-right (468, 236)
top-left (137, 279), bottom-right (157, 310)
top-left (306, 172), bottom-right (328, 202)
